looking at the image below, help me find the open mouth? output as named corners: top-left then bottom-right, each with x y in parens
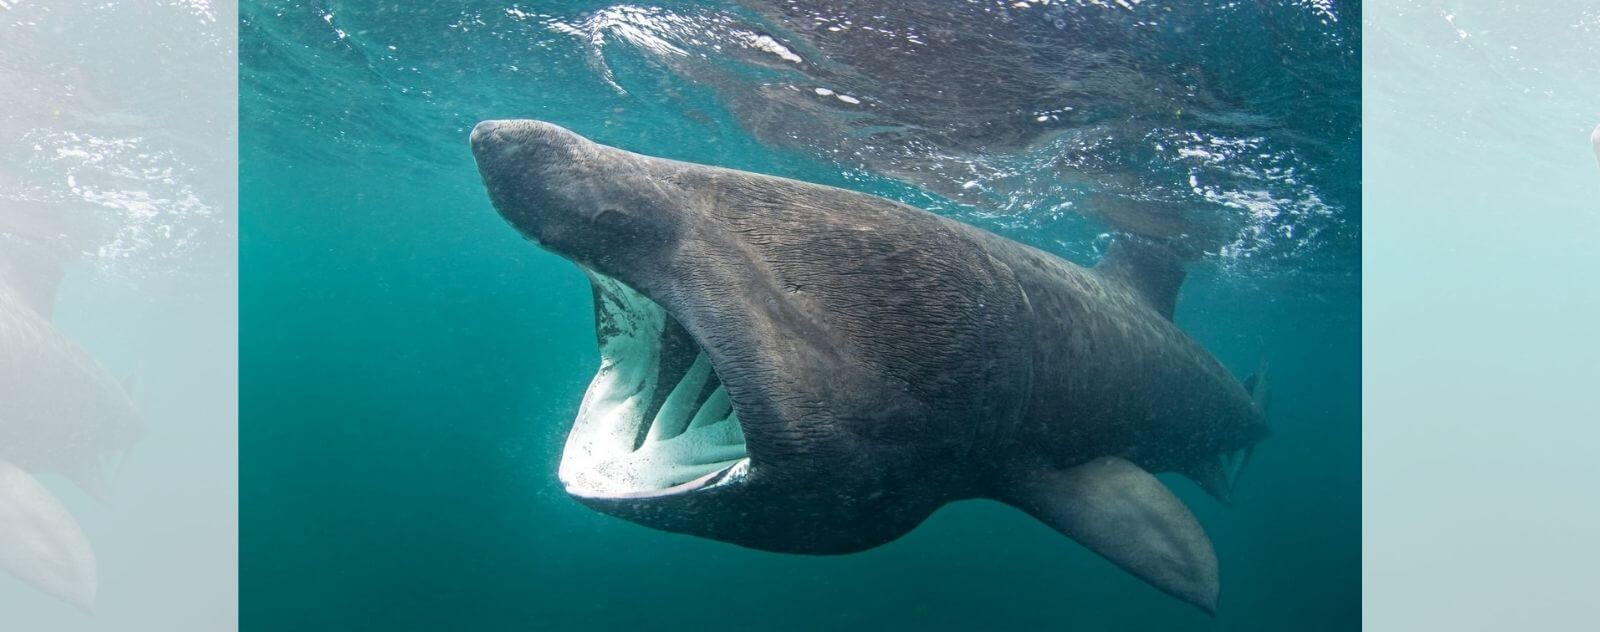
top-left (557, 270), bottom-right (751, 499)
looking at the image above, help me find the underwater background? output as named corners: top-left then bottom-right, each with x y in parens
top-left (241, 1), bottom-right (1358, 630)
top-left (2, 1), bottom-right (237, 628)
top-left (1363, 2), bottom-right (1600, 628)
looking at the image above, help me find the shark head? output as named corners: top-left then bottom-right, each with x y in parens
top-left (471, 120), bottom-right (1033, 552)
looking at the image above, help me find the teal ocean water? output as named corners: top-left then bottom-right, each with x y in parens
top-left (2, 1), bottom-right (236, 627)
top-left (242, 2), bottom-right (1358, 629)
top-left (1363, 3), bottom-right (1600, 628)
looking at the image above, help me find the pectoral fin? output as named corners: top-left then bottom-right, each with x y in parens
top-left (0, 459), bottom-right (97, 611)
top-left (1002, 456), bottom-right (1219, 614)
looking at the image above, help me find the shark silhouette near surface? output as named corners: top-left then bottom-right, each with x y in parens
top-left (0, 227), bottom-right (142, 611)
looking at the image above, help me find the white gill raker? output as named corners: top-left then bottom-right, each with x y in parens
top-left (665, 458), bottom-right (747, 487)
top-left (627, 429), bottom-right (744, 487)
top-left (568, 372), bottom-right (649, 474)
top-left (595, 348), bottom-right (658, 457)
top-left (714, 412), bottom-right (744, 446)
top-left (596, 276), bottom-right (667, 455)
top-left (644, 351), bottom-right (712, 444)
top-left (686, 384), bottom-right (731, 430)
top-left (690, 439), bottom-right (747, 466)
top-left (560, 274), bottom-right (664, 481)
top-left (639, 415), bottom-right (740, 471)
top-left (672, 411), bottom-right (742, 448)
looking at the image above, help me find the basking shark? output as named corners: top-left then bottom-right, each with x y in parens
top-left (0, 229), bottom-right (141, 610)
top-left (471, 120), bottom-right (1268, 613)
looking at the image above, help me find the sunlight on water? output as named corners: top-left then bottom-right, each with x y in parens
top-left (13, 131), bottom-right (213, 267)
top-left (0, 0), bottom-right (232, 279)
top-left (542, 1), bottom-right (1359, 276)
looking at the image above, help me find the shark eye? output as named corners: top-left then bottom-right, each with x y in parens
top-left (592, 207), bottom-right (650, 242)
top-left (594, 207), bottom-right (627, 225)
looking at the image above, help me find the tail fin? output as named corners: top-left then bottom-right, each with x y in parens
top-left (1182, 356), bottom-right (1270, 505)
top-left (1226, 354), bottom-right (1272, 491)
top-left (1243, 355), bottom-right (1270, 415)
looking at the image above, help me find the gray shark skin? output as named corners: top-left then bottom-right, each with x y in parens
top-left (471, 120), bottom-right (1268, 614)
top-left (0, 235), bottom-right (142, 610)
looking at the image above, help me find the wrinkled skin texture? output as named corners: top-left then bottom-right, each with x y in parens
top-left (471, 121), bottom-right (1267, 576)
top-left (473, 120), bottom-right (1033, 551)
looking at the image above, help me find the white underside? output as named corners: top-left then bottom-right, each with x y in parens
top-left (559, 274), bottom-right (749, 497)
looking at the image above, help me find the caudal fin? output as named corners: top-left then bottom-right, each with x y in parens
top-left (1000, 457), bottom-right (1219, 614)
top-left (1231, 355), bottom-right (1272, 488)
top-left (1243, 355), bottom-right (1270, 414)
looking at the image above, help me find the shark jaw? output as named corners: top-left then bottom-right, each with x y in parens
top-left (557, 270), bottom-right (751, 500)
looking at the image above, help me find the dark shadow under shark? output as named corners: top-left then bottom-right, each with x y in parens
top-left (471, 120), bottom-right (1268, 613)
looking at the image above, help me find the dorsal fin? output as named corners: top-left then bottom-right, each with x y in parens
top-left (0, 239), bottom-right (69, 320)
top-left (2, 204), bottom-right (85, 320)
top-left (1094, 235), bottom-right (1186, 320)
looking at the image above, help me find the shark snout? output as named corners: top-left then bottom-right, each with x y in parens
top-left (470, 120), bottom-right (523, 167)
top-left (470, 119), bottom-right (583, 163)
top-left (472, 119), bottom-right (675, 266)
top-left (468, 119), bottom-right (519, 153)
top-left (469, 119), bottom-right (500, 142)
top-left (470, 119), bottom-right (592, 215)
top-left (472, 120), bottom-right (573, 232)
